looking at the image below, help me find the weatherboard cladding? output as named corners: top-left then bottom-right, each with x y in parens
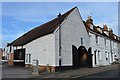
top-left (11, 7), bottom-right (77, 46)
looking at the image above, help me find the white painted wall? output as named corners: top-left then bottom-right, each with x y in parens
top-left (90, 31), bottom-right (119, 67)
top-left (24, 34), bottom-right (56, 66)
top-left (112, 41), bottom-right (119, 61)
top-left (118, 43), bottom-right (120, 61)
top-left (10, 7), bottom-right (120, 68)
top-left (55, 8), bottom-right (90, 66)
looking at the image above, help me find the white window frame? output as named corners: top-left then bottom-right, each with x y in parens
top-left (105, 52), bottom-right (108, 60)
top-left (96, 35), bottom-right (99, 45)
top-left (113, 43), bottom-right (116, 49)
top-left (25, 54), bottom-right (31, 64)
top-left (98, 50), bottom-right (101, 60)
top-left (104, 39), bottom-right (107, 47)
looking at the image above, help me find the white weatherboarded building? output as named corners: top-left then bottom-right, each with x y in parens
top-left (6, 7), bottom-right (120, 72)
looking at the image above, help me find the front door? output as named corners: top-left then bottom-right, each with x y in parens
top-left (94, 51), bottom-right (97, 65)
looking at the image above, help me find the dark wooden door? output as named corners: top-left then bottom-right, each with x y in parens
top-left (88, 47), bottom-right (93, 68)
top-left (14, 49), bottom-right (25, 67)
top-left (72, 45), bottom-right (80, 69)
top-left (94, 51), bottom-right (97, 65)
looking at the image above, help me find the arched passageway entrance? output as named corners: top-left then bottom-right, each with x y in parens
top-left (72, 45), bottom-right (93, 69)
top-left (78, 46), bottom-right (88, 68)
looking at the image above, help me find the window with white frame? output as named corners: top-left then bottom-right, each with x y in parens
top-left (108, 52), bottom-right (110, 59)
top-left (105, 52), bottom-right (108, 60)
top-left (98, 50), bottom-right (101, 60)
top-left (104, 39), bottom-right (107, 47)
top-left (25, 54), bottom-right (31, 64)
top-left (95, 35), bottom-right (98, 44)
top-left (114, 43), bottom-right (116, 48)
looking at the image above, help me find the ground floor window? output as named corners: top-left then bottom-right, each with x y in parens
top-left (25, 54), bottom-right (31, 64)
top-left (111, 52), bottom-right (113, 62)
top-left (98, 50), bottom-right (101, 61)
top-left (94, 51), bottom-right (97, 65)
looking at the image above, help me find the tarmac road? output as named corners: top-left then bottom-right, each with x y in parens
top-left (2, 64), bottom-right (33, 78)
top-left (81, 69), bottom-right (119, 78)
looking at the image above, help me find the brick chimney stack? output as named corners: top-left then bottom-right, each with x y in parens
top-left (86, 16), bottom-right (93, 29)
top-left (103, 25), bottom-right (108, 31)
top-left (86, 16), bottom-right (93, 25)
top-left (109, 28), bottom-right (114, 38)
top-left (109, 28), bottom-right (113, 34)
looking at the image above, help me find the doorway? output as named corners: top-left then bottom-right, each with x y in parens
top-left (14, 49), bottom-right (25, 67)
top-left (78, 46), bottom-right (88, 68)
top-left (72, 45), bottom-right (80, 69)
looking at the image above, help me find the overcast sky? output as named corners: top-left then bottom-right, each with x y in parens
top-left (1, 2), bottom-right (119, 48)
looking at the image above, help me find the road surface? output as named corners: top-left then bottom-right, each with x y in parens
top-left (81, 69), bottom-right (119, 78)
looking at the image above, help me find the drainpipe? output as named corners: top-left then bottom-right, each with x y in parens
top-left (110, 40), bottom-right (113, 63)
top-left (58, 13), bottom-right (62, 72)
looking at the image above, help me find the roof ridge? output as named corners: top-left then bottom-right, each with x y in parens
top-left (11, 7), bottom-right (77, 46)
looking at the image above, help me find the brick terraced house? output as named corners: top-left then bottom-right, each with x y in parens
top-left (5, 7), bottom-right (120, 72)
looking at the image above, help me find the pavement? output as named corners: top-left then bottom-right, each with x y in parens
top-left (1, 63), bottom-right (119, 79)
top-left (34, 64), bottom-right (119, 78)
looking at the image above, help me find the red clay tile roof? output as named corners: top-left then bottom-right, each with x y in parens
top-left (11, 7), bottom-right (77, 46)
top-left (84, 22), bottom-right (120, 43)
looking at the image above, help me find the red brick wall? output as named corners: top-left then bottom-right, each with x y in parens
top-left (25, 64), bottom-right (56, 72)
top-left (0, 49), bottom-right (3, 60)
top-left (8, 53), bottom-right (14, 66)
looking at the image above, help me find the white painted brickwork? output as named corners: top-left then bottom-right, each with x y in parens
top-left (89, 31), bottom-right (119, 67)
top-left (24, 34), bottom-right (56, 66)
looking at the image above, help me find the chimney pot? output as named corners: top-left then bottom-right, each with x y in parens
top-left (88, 16), bottom-right (92, 20)
top-left (86, 16), bottom-right (93, 25)
top-left (57, 13), bottom-right (61, 18)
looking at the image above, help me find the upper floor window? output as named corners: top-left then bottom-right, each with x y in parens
top-left (113, 43), bottom-right (116, 48)
top-left (95, 35), bottom-right (98, 44)
top-left (81, 38), bottom-right (83, 45)
top-left (104, 39), bottom-right (107, 47)
top-left (105, 52), bottom-right (108, 60)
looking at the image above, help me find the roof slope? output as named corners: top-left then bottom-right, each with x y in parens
top-left (84, 21), bottom-right (120, 43)
top-left (11, 7), bottom-right (76, 46)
